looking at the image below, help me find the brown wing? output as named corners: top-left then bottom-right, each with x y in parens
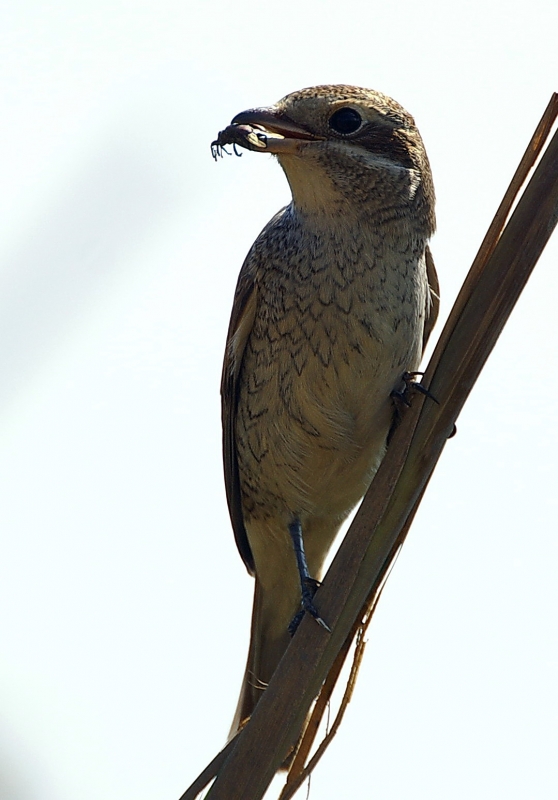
top-left (422, 244), bottom-right (440, 352)
top-left (221, 261), bottom-right (258, 575)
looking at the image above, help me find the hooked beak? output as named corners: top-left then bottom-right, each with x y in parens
top-left (229, 107), bottom-right (322, 154)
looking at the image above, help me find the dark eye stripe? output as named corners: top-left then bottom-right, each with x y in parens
top-left (356, 125), bottom-right (415, 169)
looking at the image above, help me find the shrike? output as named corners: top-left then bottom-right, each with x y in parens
top-left (213, 84), bottom-right (439, 735)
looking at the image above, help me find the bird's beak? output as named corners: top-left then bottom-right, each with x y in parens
top-left (227, 107), bottom-right (322, 155)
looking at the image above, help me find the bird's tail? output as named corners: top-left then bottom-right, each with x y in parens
top-left (229, 577), bottom-right (292, 738)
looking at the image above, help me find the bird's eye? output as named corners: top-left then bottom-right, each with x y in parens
top-left (328, 107), bottom-right (363, 135)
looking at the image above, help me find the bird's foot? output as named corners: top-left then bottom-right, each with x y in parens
top-left (288, 611), bottom-right (304, 636)
top-left (390, 372), bottom-right (457, 439)
top-left (288, 577), bottom-right (331, 635)
top-left (391, 371), bottom-right (439, 407)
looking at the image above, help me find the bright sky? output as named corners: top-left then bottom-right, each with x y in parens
top-left (0, 2), bottom-right (557, 799)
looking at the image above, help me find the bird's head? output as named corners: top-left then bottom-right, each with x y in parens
top-left (215, 85), bottom-right (435, 232)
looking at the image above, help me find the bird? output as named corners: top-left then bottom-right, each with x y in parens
top-left (214, 84), bottom-right (439, 736)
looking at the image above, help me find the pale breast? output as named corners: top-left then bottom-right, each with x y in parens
top-left (235, 209), bottom-right (428, 524)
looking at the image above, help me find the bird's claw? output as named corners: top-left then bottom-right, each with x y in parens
top-left (288, 610), bottom-right (304, 636)
top-left (391, 371), bottom-right (439, 407)
top-left (288, 577), bottom-right (331, 635)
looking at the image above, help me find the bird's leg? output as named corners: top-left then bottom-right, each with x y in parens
top-left (287, 519), bottom-right (331, 635)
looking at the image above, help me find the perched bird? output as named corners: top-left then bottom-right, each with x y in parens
top-left (214, 85), bottom-right (439, 736)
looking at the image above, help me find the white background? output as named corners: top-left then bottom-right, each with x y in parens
top-left (0, 2), bottom-right (557, 798)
